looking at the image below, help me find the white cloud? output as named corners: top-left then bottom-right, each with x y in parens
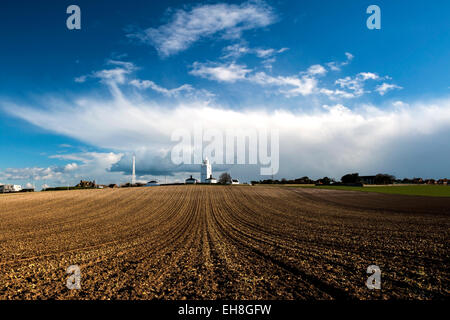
top-left (130, 79), bottom-right (194, 96)
top-left (92, 64), bottom-right (134, 85)
top-left (306, 64), bottom-right (327, 76)
top-left (0, 152), bottom-right (124, 188)
top-left (376, 83), bottom-right (403, 96)
top-left (327, 52), bottom-right (354, 71)
top-left (261, 57), bottom-right (276, 70)
top-left (50, 152), bottom-right (123, 171)
top-left (74, 54), bottom-right (398, 102)
top-left (64, 163), bottom-right (78, 171)
top-left (335, 76), bottom-right (365, 96)
top-left (188, 52), bottom-right (377, 99)
top-left (222, 44), bottom-right (288, 63)
top-left (392, 100), bottom-right (409, 108)
top-left (249, 72), bottom-right (317, 96)
top-left (107, 60), bottom-right (135, 70)
top-left (189, 61), bottom-right (320, 96)
top-left (345, 52), bottom-right (354, 61)
top-left (190, 62), bottom-right (252, 82)
top-left (74, 75), bottom-right (87, 83)
top-left (255, 48), bottom-right (276, 58)
top-left (335, 72), bottom-right (382, 97)
top-left (319, 88), bottom-right (355, 99)
top-left (0, 167), bottom-right (63, 182)
top-left (358, 72), bottom-right (379, 80)
top-left (76, 60), bottom-right (136, 85)
top-left (130, 1), bottom-right (276, 57)
top-left (222, 43), bottom-right (250, 59)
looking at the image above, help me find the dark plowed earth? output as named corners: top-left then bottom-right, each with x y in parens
top-left (0, 186), bottom-right (448, 300)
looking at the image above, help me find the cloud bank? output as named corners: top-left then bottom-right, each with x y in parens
top-left (3, 86), bottom-right (450, 183)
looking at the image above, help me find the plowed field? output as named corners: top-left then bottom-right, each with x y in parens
top-left (0, 186), bottom-right (448, 299)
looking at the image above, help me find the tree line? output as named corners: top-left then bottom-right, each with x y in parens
top-left (251, 173), bottom-right (449, 185)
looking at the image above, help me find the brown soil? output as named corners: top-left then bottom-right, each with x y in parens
top-left (0, 186), bottom-right (448, 300)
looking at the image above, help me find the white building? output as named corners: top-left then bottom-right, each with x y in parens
top-left (201, 158), bottom-right (212, 183)
top-left (146, 180), bottom-right (160, 186)
top-left (205, 175), bottom-right (217, 184)
top-left (0, 184), bottom-right (22, 193)
top-left (185, 175), bottom-right (198, 184)
top-left (231, 179), bottom-right (240, 185)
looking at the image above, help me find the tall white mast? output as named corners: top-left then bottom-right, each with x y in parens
top-left (131, 154), bottom-right (136, 185)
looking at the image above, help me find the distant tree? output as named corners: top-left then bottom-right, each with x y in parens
top-left (219, 172), bottom-right (232, 184)
top-left (281, 178), bottom-right (287, 184)
top-left (374, 174), bottom-right (396, 185)
top-left (318, 177), bottom-right (332, 185)
top-left (341, 173), bottom-right (360, 184)
top-left (295, 176), bottom-right (314, 184)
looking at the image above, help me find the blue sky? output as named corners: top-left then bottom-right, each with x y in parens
top-left (1, 0), bottom-right (449, 187)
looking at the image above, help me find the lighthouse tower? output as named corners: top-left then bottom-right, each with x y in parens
top-left (201, 158), bottom-right (211, 183)
top-left (131, 154), bottom-right (136, 185)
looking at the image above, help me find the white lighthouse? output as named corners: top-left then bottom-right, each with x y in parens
top-left (201, 158), bottom-right (212, 183)
top-left (131, 154), bottom-right (136, 185)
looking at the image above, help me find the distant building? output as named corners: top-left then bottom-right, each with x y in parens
top-left (76, 180), bottom-right (96, 188)
top-left (0, 184), bottom-right (22, 193)
top-left (146, 180), bottom-right (160, 186)
top-left (205, 175), bottom-right (217, 184)
top-left (231, 179), bottom-right (240, 185)
top-left (201, 158), bottom-right (212, 183)
top-left (185, 175), bottom-right (198, 184)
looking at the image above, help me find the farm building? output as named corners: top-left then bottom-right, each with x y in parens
top-left (205, 175), bottom-right (217, 184)
top-left (0, 184), bottom-right (22, 193)
top-left (146, 180), bottom-right (160, 186)
top-left (185, 175), bottom-right (198, 184)
top-left (231, 179), bottom-right (240, 185)
top-left (76, 180), bottom-right (96, 188)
